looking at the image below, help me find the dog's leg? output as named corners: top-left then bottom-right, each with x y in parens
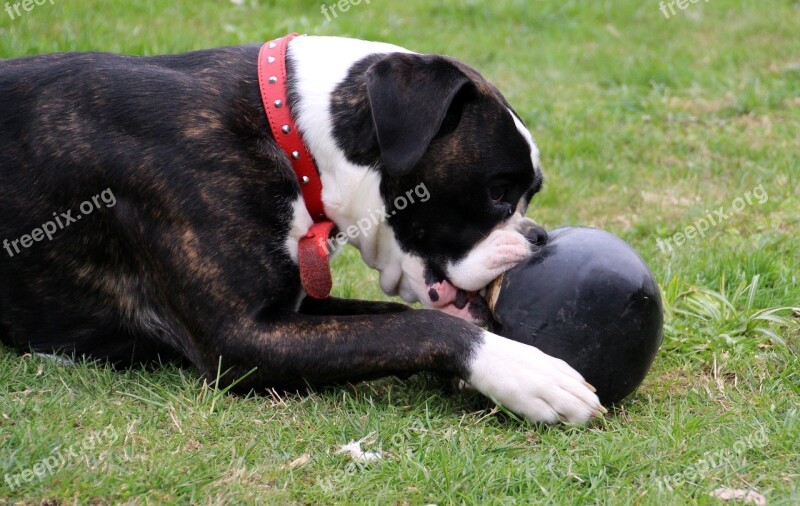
top-left (298, 297), bottom-right (411, 315)
top-left (136, 221), bottom-right (601, 423)
top-left (187, 309), bottom-right (602, 424)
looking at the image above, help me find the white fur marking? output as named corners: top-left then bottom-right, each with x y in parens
top-left (467, 330), bottom-right (603, 424)
top-left (285, 197), bottom-right (314, 265)
top-left (508, 108), bottom-right (541, 173)
top-left (287, 36), bottom-right (428, 302)
top-left (445, 215), bottom-right (535, 292)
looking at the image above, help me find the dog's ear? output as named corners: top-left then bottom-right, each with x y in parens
top-left (366, 54), bottom-right (471, 176)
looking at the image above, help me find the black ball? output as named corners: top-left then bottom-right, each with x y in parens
top-left (487, 227), bottom-right (663, 404)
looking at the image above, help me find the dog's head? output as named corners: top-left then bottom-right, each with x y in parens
top-left (331, 52), bottom-right (545, 323)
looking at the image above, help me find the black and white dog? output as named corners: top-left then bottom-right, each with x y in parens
top-left (0, 36), bottom-right (603, 424)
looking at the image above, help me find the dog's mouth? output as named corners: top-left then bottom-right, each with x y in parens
top-left (425, 279), bottom-right (491, 325)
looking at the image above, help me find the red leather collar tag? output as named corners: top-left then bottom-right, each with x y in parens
top-left (298, 222), bottom-right (336, 300)
top-left (258, 34), bottom-right (335, 299)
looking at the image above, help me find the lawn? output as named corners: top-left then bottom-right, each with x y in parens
top-left (1, 0), bottom-right (799, 504)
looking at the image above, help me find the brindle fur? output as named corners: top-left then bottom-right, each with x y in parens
top-left (1, 45), bottom-right (512, 391)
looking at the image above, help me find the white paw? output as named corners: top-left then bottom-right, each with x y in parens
top-left (446, 229), bottom-right (533, 291)
top-left (466, 331), bottom-right (605, 424)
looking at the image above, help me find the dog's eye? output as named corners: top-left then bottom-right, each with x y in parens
top-left (489, 185), bottom-right (507, 202)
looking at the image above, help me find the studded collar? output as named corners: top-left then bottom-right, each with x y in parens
top-left (258, 33), bottom-right (335, 299)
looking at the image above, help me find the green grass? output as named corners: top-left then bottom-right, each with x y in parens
top-left (1, 0), bottom-right (799, 504)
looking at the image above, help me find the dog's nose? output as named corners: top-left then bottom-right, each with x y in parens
top-left (524, 224), bottom-right (548, 247)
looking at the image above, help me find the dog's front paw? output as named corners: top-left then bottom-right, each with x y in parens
top-left (447, 229), bottom-right (533, 292)
top-left (466, 331), bottom-right (605, 424)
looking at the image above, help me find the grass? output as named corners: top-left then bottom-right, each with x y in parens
top-left (1, 0), bottom-right (799, 504)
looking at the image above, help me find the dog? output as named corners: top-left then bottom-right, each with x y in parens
top-left (0, 35), bottom-right (603, 424)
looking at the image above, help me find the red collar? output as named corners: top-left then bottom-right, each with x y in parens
top-left (258, 33), bottom-right (335, 299)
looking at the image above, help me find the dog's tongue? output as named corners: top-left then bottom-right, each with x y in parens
top-left (425, 280), bottom-right (489, 323)
top-left (426, 279), bottom-right (460, 308)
